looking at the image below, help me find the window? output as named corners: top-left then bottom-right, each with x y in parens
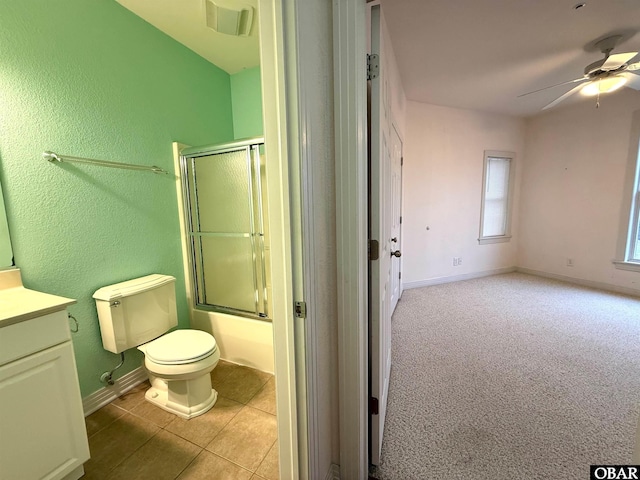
top-left (614, 115), bottom-right (640, 272)
top-left (479, 151), bottom-right (515, 245)
top-left (629, 157), bottom-right (640, 263)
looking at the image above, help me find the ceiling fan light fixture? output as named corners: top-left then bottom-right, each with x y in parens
top-left (580, 76), bottom-right (628, 96)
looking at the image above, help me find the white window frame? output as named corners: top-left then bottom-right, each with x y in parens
top-left (478, 150), bottom-right (515, 245)
top-left (627, 160), bottom-right (640, 262)
top-left (614, 112), bottom-right (640, 273)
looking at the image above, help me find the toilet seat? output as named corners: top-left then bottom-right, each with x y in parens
top-left (144, 330), bottom-right (217, 365)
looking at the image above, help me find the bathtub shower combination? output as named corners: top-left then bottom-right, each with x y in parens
top-left (179, 138), bottom-right (270, 321)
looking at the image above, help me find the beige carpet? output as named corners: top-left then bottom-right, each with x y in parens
top-left (370, 272), bottom-right (640, 480)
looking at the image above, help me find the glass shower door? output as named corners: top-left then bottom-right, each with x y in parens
top-left (182, 140), bottom-right (268, 318)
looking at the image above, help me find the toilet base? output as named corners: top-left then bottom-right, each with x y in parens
top-left (144, 373), bottom-right (218, 419)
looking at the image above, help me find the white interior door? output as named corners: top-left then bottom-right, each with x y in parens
top-left (369, 3), bottom-right (393, 466)
top-left (389, 126), bottom-right (403, 314)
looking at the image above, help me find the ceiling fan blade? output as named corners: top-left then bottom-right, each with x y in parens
top-left (627, 62), bottom-right (640, 71)
top-left (518, 77), bottom-right (587, 98)
top-left (622, 72), bottom-right (640, 91)
top-left (542, 83), bottom-right (586, 110)
top-left (602, 52), bottom-right (639, 70)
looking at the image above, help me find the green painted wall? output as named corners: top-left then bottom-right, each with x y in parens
top-left (231, 67), bottom-right (264, 139)
top-left (0, 0), bottom-right (234, 396)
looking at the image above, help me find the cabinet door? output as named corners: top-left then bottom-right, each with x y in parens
top-left (0, 342), bottom-right (90, 480)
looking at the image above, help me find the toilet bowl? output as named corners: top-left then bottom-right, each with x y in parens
top-left (93, 274), bottom-right (220, 419)
top-left (138, 329), bottom-right (220, 418)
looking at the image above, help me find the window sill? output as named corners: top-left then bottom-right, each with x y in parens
top-left (478, 235), bottom-right (511, 245)
top-left (613, 260), bottom-right (640, 273)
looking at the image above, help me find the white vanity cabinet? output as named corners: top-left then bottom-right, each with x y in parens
top-left (0, 270), bottom-right (90, 480)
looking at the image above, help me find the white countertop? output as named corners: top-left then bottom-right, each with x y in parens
top-left (0, 269), bottom-right (76, 327)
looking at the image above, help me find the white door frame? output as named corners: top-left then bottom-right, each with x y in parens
top-left (258, 1), bottom-right (308, 478)
top-left (260, 0), bottom-right (349, 478)
top-left (368, 2), bottom-right (393, 466)
top-left (333, 0), bottom-right (370, 478)
top-left (263, 0), bottom-right (382, 477)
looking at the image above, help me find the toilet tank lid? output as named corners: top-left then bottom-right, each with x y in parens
top-left (93, 274), bottom-right (175, 301)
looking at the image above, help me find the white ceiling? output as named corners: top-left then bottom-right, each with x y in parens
top-left (380, 0), bottom-right (640, 117)
top-left (116, 0), bottom-right (260, 75)
top-left (118, 0), bottom-right (640, 116)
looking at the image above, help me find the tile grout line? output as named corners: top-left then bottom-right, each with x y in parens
top-left (254, 438), bottom-right (279, 480)
top-left (86, 404), bottom-right (129, 440)
top-left (202, 449), bottom-right (261, 475)
top-left (172, 446), bottom-right (205, 480)
top-left (163, 394), bottom-right (245, 449)
top-left (202, 406), bottom-right (278, 475)
top-left (98, 412), bottom-right (160, 480)
top-left (87, 363), bottom-right (278, 479)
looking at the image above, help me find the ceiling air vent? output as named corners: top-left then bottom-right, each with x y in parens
top-left (205, 0), bottom-right (254, 36)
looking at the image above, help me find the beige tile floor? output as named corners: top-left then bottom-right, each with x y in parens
top-left (83, 360), bottom-right (279, 480)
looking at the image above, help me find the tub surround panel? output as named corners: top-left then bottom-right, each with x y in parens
top-left (192, 310), bottom-right (274, 374)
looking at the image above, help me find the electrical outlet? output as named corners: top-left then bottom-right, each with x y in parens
top-left (458, 257), bottom-right (462, 265)
top-left (567, 258), bottom-right (574, 267)
top-left (453, 257), bottom-right (458, 266)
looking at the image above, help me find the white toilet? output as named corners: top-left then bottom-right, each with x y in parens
top-left (93, 274), bottom-right (220, 419)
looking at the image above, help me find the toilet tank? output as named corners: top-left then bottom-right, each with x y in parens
top-left (93, 274), bottom-right (178, 354)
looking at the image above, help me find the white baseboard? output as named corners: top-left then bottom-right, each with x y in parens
top-left (82, 367), bottom-right (148, 416)
top-left (516, 267), bottom-right (640, 298)
top-left (61, 465), bottom-right (84, 480)
top-left (325, 463), bottom-right (340, 480)
top-left (403, 267), bottom-right (516, 290)
top-left (402, 266), bottom-right (640, 297)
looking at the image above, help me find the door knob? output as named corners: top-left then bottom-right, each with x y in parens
top-left (391, 237), bottom-right (398, 242)
top-left (391, 250), bottom-right (402, 258)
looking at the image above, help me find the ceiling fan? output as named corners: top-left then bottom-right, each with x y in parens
top-left (519, 35), bottom-right (640, 110)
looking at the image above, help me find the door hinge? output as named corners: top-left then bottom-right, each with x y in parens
top-left (370, 397), bottom-right (379, 415)
top-left (368, 239), bottom-right (379, 261)
top-left (400, 216), bottom-right (402, 224)
top-left (401, 156), bottom-right (404, 166)
top-left (294, 301), bottom-right (307, 319)
top-left (367, 54), bottom-right (379, 81)
top-left (399, 271), bottom-right (402, 280)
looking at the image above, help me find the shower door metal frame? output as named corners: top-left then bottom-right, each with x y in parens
top-left (179, 137), bottom-right (269, 321)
